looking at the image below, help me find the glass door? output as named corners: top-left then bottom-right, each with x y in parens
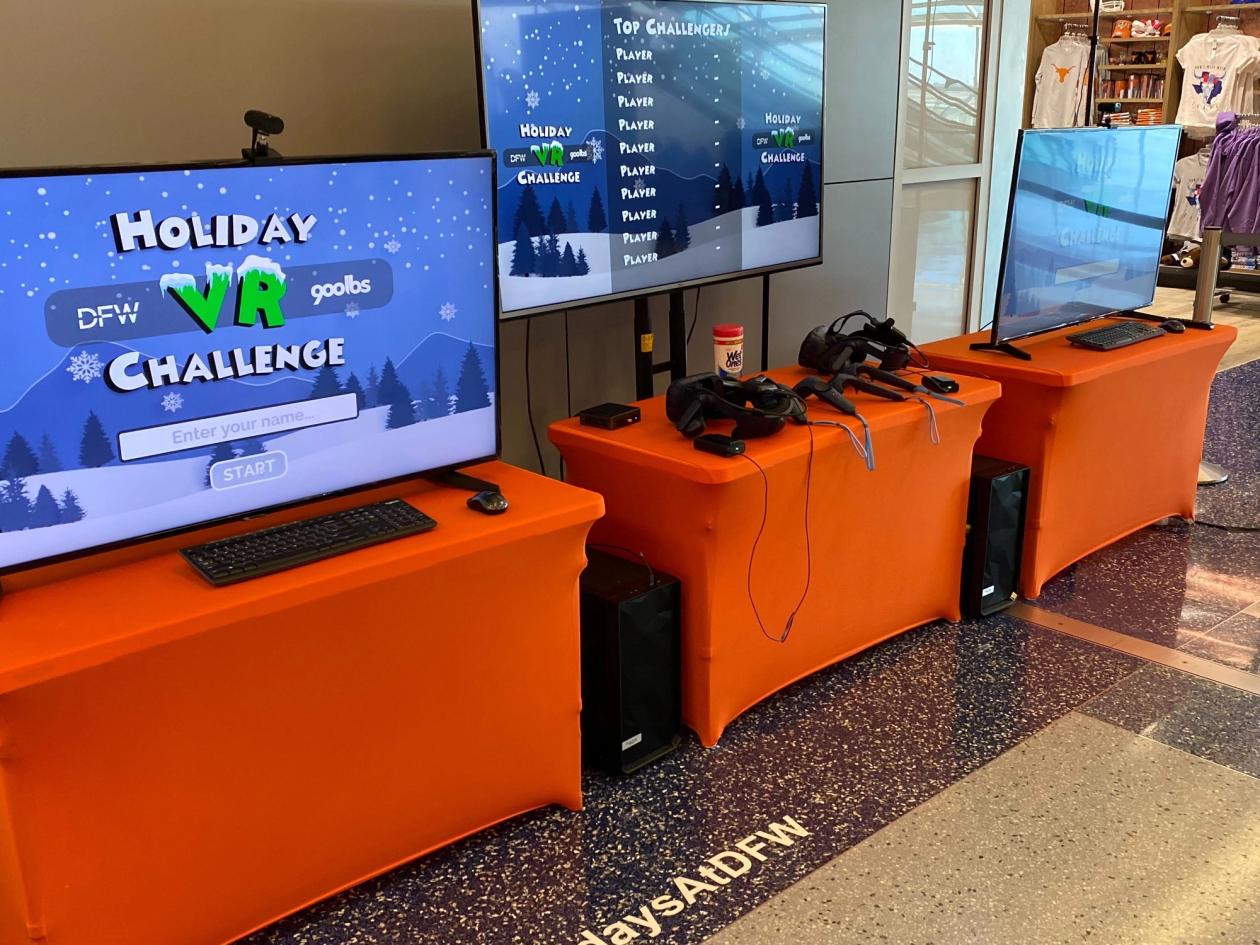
top-left (890, 0), bottom-right (1011, 342)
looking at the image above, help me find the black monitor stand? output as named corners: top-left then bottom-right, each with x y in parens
top-left (969, 339), bottom-right (1032, 361)
top-left (425, 468), bottom-right (500, 495)
top-left (633, 290), bottom-right (690, 400)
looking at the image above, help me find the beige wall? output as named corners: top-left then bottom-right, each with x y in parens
top-left (0, 0), bottom-right (897, 476)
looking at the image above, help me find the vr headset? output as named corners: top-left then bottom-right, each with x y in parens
top-left (799, 311), bottom-right (914, 374)
top-left (665, 373), bottom-right (806, 440)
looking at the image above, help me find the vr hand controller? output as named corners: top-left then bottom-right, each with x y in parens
top-left (853, 364), bottom-right (965, 406)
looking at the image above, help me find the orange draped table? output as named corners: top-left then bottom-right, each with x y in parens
top-left (0, 461), bottom-right (602, 945)
top-left (550, 368), bottom-right (1000, 747)
top-left (922, 320), bottom-right (1236, 599)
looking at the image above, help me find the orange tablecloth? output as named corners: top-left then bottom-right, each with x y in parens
top-left (0, 461), bottom-right (602, 945)
top-left (922, 320), bottom-right (1236, 598)
top-left (551, 368), bottom-right (1000, 747)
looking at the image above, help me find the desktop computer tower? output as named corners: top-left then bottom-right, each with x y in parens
top-left (962, 456), bottom-right (1030, 618)
top-left (579, 549), bottom-right (682, 775)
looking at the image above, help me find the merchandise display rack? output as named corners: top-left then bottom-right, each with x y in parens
top-left (1026, 0), bottom-right (1260, 129)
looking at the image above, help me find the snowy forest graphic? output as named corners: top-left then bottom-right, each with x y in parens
top-left (507, 161), bottom-right (820, 280)
top-left (0, 339), bottom-right (492, 535)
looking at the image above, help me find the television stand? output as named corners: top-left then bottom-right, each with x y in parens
top-left (425, 468), bottom-right (501, 495)
top-left (969, 340), bottom-right (1032, 361)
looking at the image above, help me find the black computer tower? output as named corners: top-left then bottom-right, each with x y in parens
top-left (962, 456), bottom-right (1030, 618)
top-left (579, 549), bottom-right (682, 775)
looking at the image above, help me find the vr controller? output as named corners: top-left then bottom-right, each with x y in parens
top-left (665, 373), bottom-right (806, 440)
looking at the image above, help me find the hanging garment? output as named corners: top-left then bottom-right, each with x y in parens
top-left (1168, 150), bottom-right (1211, 241)
top-left (1199, 112), bottom-right (1260, 233)
top-left (1175, 31), bottom-right (1260, 133)
top-left (1032, 38), bottom-right (1094, 128)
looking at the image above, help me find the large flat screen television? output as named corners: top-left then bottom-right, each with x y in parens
top-left (990, 125), bottom-right (1182, 345)
top-left (476, 0), bottom-right (826, 318)
top-left (0, 152), bottom-right (499, 574)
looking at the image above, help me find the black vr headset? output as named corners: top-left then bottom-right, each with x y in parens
top-left (665, 373), bottom-right (806, 440)
top-left (798, 311), bottom-right (915, 375)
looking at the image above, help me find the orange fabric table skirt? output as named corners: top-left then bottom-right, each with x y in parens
top-left (922, 320), bottom-right (1236, 599)
top-left (551, 368), bottom-right (999, 747)
top-left (0, 461), bottom-right (602, 945)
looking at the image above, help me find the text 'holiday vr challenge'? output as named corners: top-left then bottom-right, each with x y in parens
top-left (0, 154), bottom-right (498, 571)
top-left (479, 0), bottom-right (826, 316)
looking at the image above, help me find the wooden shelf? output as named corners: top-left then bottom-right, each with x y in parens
top-left (1096, 97), bottom-right (1166, 103)
top-left (1101, 63), bottom-right (1169, 70)
top-left (1100, 36), bottom-right (1172, 43)
top-left (1037, 7), bottom-right (1173, 21)
top-left (1182, 3), bottom-right (1260, 12)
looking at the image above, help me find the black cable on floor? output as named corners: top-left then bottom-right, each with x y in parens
top-left (525, 317), bottom-right (547, 478)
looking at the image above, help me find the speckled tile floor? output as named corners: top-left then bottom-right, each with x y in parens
top-left (244, 347), bottom-right (1260, 945)
top-left (703, 714), bottom-right (1260, 945)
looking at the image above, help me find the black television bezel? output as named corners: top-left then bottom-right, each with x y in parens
top-left (987, 125), bottom-right (1183, 347)
top-left (0, 149), bottom-right (503, 578)
top-left (471, 0), bottom-right (828, 320)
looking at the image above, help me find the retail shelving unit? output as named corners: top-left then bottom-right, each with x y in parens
top-left (1025, 0), bottom-right (1260, 129)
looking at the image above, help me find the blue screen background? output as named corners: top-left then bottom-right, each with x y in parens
top-left (995, 126), bottom-right (1181, 342)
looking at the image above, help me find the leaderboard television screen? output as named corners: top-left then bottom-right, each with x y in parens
top-left (477, 0), bottom-right (826, 316)
top-left (0, 153), bottom-right (498, 573)
top-left (995, 126), bottom-right (1181, 342)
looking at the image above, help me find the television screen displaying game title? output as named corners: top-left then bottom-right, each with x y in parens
top-left (478, 0), bottom-right (826, 316)
top-left (0, 154), bottom-right (498, 572)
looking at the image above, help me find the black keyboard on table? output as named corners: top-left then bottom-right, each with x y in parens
top-left (1067, 321), bottom-right (1166, 351)
top-left (181, 499), bottom-right (436, 586)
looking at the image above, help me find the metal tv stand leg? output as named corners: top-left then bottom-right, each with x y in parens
top-left (1195, 228), bottom-right (1229, 486)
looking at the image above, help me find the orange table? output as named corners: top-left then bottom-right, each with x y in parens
top-left (551, 368), bottom-right (1000, 747)
top-left (0, 461), bottom-right (602, 945)
top-left (922, 320), bottom-right (1236, 598)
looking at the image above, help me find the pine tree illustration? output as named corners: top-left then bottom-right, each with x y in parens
top-left (344, 372), bottom-right (366, 410)
top-left (566, 200), bottom-right (579, 233)
top-left (514, 184), bottom-right (546, 238)
top-left (588, 187), bottom-right (607, 233)
top-left (432, 367), bottom-right (451, 417)
top-left (576, 248), bottom-right (591, 275)
top-left (3, 433), bottom-right (39, 477)
top-left (366, 365), bottom-right (380, 408)
top-left (0, 471), bottom-right (33, 532)
top-left (31, 485), bottom-right (60, 528)
top-left (237, 438), bottom-right (266, 456)
top-left (386, 388), bottom-right (417, 429)
top-left (657, 218), bottom-right (677, 258)
top-left (376, 358), bottom-right (405, 408)
top-left (79, 412), bottom-right (114, 468)
top-left (547, 197), bottom-right (567, 236)
top-left (797, 163), bottom-right (819, 218)
top-left (204, 442), bottom-right (237, 487)
top-left (675, 203), bottom-right (691, 251)
top-left (510, 223), bottom-right (536, 277)
top-left (778, 182), bottom-right (795, 223)
top-left (714, 165), bottom-right (735, 213)
top-left (59, 488), bottom-right (85, 523)
top-left (560, 241), bottom-right (578, 276)
top-left (754, 169), bottom-right (775, 228)
top-left (38, 433), bottom-right (62, 473)
top-left (309, 364), bottom-right (343, 400)
top-left (733, 177), bottom-right (747, 211)
top-left (455, 343), bottom-right (491, 413)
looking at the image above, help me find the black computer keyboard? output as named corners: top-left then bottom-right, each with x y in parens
top-left (1067, 321), bottom-right (1166, 351)
top-left (181, 499), bottom-right (436, 586)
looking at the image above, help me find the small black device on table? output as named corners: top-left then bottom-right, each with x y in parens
top-left (579, 402), bottom-right (642, 430)
top-left (181, 499), bottom-right (436, 586)
top-left (1067, 321), bottom-right (1166, 351)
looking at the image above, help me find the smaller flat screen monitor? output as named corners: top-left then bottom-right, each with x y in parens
top-left (476, 0), bottom-right (827, 318)
top-left (0, 152), bottom-right (498, 574)
top-left (991, 125), bottom-right (1182, 344)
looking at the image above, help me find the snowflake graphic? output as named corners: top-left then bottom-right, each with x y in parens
top-left (525, 88), bottom-right (541, 111)
top-left (66, 351), bottom-right (103, 383)
top-left (736, 117), bottom-right (747, 130)
top-left (345, 302), bottom-right (360, 319)
top-left (161, 392), bottom-right (184, 413)
top-left (384, 238), bottom-right (401, 254)
top-left (634, 178), bottom-right (646, 192)
top-left (439, 302), bottom-right (457, 321)
top-left (587, 136), bottom-right (604, 163)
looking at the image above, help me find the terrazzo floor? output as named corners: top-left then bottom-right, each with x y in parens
top-left (247, 349), bottom-right (1260, 945)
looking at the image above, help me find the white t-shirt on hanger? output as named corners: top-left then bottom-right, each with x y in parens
top-left (1033, 38), bottom-right (1092, 128)
top-left (1168, 151), bottom-right (1210, 241)
top-left (1175, 30), bottom-right (1260, 132)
